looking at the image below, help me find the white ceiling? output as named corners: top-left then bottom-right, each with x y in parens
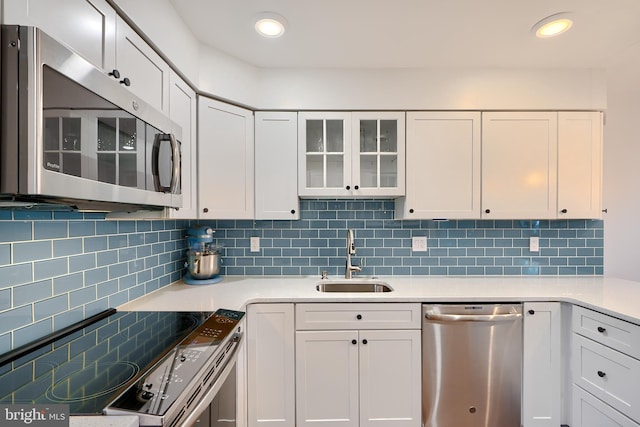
top-left (168, 0), bottom-right (640, 70)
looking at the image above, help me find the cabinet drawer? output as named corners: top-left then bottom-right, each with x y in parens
top-left (572, 305), bottom-right (640, 359)
top-left (572, 333), bottom-right (640, 421)
top-left (573, 384), bottom-right (640, 427)
top-left (295, 303), bottom-right (421, 330)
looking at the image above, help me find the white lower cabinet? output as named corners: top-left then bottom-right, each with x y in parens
top-left (573, 384), bottom-right (640, 427)
top-left (522, 302), bottom-right (562, 427)
top-left (295, 303), bottom-right (421, 427)
top-left (571, 306), bottom-right (640, 426)
top-left (246, 304), bottom-right (295, 427)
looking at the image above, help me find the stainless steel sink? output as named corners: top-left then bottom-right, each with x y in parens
top-left (315, 279), bottom-right (393, 293)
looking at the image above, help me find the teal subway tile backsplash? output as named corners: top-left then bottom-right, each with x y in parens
top-left (0, 199), bottom-right (603, 354)
top-left (0, 211), bottom-right (187, 353)
top-left (201, 200), bottom-right (604, 278)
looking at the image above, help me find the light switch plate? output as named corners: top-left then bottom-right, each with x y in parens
top-left (529, 236), bottom-right (539, 252)
top-left (250, 237), bottom-right (260, 252)
top-left (412, 236), bottom-right (428, 252)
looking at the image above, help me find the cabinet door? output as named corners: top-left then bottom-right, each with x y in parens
top-left (168, 71), bottom-right (197, 218)
top-left (352, 112), bottom-right (405, 197)
top-left (522, 302), bottom-right (561, 427)
top-left (115, 16), bottom-right (170, 115)
top-left (3, 0), bottom-right (116, 71)
top-left (255, 112), bottom-right (300, 220)
top-left (573, 384), bottom-right (640, 427)
top-left (558, 112), bottom-right (603, 219)
top-left (482, 112), bottom-right (558, 219)
top-left (396, 112), bottom-right (480, 219)
top-left (298, 112), bottom-right (352, 197)
top-left (198, 97), bottom-right (254, 219)
top-left (296, 330), bottom-right (359, 427)
top-left (247, 304), bottom-right (295, 427)
top-left (359, 330), bottom-right (421, 427)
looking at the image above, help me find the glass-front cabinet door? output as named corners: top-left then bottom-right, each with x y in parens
top-left (352, 112), bottom-right (405, 197)
top-left (298, 112), bottom-right (405, 198)
top-left (298, 112), bottom-right (352, 197)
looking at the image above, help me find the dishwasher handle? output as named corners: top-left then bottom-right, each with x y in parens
top-left (425, 312), bottom-right (522, 322)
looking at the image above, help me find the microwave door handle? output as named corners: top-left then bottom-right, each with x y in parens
top-left (169, 133), bottom-right (181, 194)
top-left (152, 133), bottom-right (180, 193)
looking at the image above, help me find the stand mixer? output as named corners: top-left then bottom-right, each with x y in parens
top-left (184, 225), bottom-right (222, 285)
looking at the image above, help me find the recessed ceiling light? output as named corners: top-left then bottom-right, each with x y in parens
top-left (532, 12), bottom-right (573, 38)
top-left (255, 13), bottom-right (287, 38)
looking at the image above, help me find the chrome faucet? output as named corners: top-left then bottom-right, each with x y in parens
top-left (345, 229), bottom-right (363, 279)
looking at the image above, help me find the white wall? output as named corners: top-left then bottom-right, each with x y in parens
top-left (257, 68), bottom-right (607, 111)
top-left (603, 63), bottom-right (640, 281)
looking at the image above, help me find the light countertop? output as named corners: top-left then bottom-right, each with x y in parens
top-left (118, 276), bottom-right (640, 324)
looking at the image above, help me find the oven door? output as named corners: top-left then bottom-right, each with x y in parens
top-left (182, 345), bottom-right (240, 427)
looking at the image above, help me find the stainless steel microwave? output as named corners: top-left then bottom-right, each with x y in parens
top-left (0, 25), bottom-right (182, 211)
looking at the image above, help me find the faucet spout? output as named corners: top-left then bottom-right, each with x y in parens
top-left (345, 229), bottom-right (363, 279)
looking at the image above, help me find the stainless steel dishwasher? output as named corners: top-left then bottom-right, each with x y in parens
top-left (422, 303), bottom-right (523, 427)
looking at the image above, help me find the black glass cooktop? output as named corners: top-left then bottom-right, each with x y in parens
top-left (0, 311), bottom-right (212, 415)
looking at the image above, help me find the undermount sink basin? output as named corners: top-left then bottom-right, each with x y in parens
top-left (315, 279), bottom-right (394, 293)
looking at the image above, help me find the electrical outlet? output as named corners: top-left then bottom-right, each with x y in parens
top-left (412, 236), bottom-right (428, 252)
top-left (250, 236), bottom-right (260, 252)
top-left (529, 236), bottom-right (539, 252)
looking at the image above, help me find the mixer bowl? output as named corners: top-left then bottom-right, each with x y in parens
top-left (186, 250), bottom-right (220, 279)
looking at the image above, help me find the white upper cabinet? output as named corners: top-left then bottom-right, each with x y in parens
top-left (558, 112), bottom-right (603, 219)
top-left (396, 112), bottom-right (481, 219)
top-left (351, 112), bottom-right (406, 197)
top-left (255, 112), bottom-right (300, 220)
top-left (4, 1), bottom-right (171, 116)
top-left (115, 16), bottom-right (171, 115)
top-left (482, 112), bottom-right (559, 219)
top-left (198, 97), bottom-right (254, 219)
top-left (298, 112), bottom-right (352, 197)
top-left (168, 71), bottom-right (197, 219)
top-left (298, 112), bottom-right (405, 198)
top-left (482, 111), bottom-right (603, 220)
top-left (3, 0), bottom-right (117, 72)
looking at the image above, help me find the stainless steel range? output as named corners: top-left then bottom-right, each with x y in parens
top-left (0, 308), bottom-right (244, 426)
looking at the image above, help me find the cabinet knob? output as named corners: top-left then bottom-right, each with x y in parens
top-left (351, 339), bottom-right (357, 345)
top-left (354, 185), bottom-right (359, 190)
top-left (409, 209), bottom-right (414, 214)
top-left (560, 209), bottom-right (568, 214)
top-left (120, 77), bottom-right (131, 87)
top-left (485, 209), bottom-right (491, 214)
top-left (528, 309), bottom-right (535, 315)
top-left (203, 208), bottom-right (209, 213)
top-left (356, 314), bottom-right (362, 320)
top-left (362, 339), bottom-right (368, 345)
top-left (290, 209), bottom-right (296, 214)
top-left (597, 326), bottom-right (606, 333)
top-left (108, 69), bottom-right (121, 79)
top-left (346, 185), bottom-right (351, 190)
top-left (597, 370), bottom-right (606, 378)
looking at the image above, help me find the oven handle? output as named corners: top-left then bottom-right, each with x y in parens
top-left (178, 332), bottom-right (242, 427)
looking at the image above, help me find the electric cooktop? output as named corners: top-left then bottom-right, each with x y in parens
top-left (0, 310), bottom-right (214, 415)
